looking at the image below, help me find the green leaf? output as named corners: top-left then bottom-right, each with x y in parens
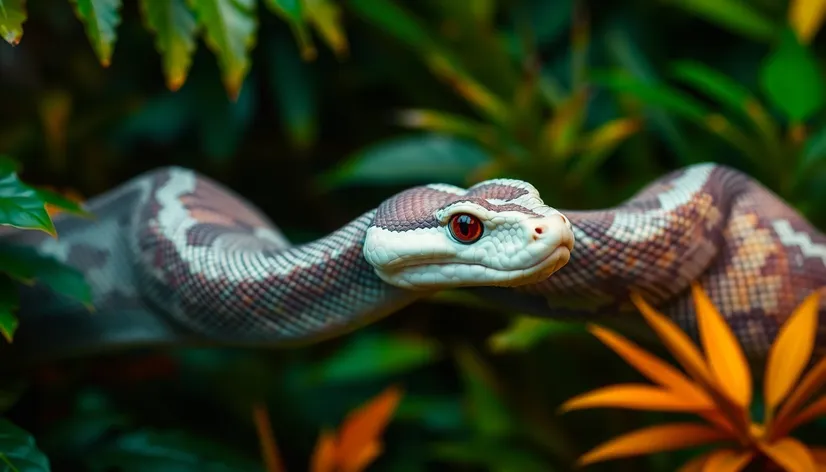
top-left (454, 344), bottom-right (515, 438)
top-left (594, 71), bottom-right (758, 161)
top-left (569, 117), bottom-right (642, 183)
top-left (0, 245), bottom-right (93, 307)
top-left (347, 0), bottom-right (508, 123)
top-left (0, 156), bottom-right (57, 236)
top-left (86, 429), bottom-right (262, 472)
top-left (0, 276), bottom-right (19, 343)
top-left (658, 0), bottom-right (778, 41)
top-left (671, 61), bottom-right (756, 119)
top-left (0, 418), bottom-right (51, 472)
top-left (395, 109), bottom-right (494, 144)
top-left (603, 22), bottom-right (692, 164)
top-left (305, 0), bottom-right (348, 57)
top-left (190, 0), bottom-right (258, 99)
top-left (0, 0), bottom-right (26, 45)
top-left (264, 0), bottom-right (315, 59)
top-left (139, 0), bottom-right (199, 91)
top-left (311, 332), bottom-right (441, 383)
top-left (196, 75), bottom-right (258, 161)
top-left (395, 395), bottom-right (465, 433)
top-left (593, 72), bottom-right (709, 123)
top-left (267, 34), bottom-right (317, 150)
top-left (670, 60), bottom-right (780, 143)
top-left (320, 134), bottom-right (493, 189)
top-left (759, 29), bottom-right (826, 122)
top-left (488, 317), bottom-right (586, 353)
top-left (69, 0), bottom-right (123, 67)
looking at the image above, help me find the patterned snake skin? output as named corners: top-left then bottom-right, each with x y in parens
top-left (1, 163), bottom-right (825, 365)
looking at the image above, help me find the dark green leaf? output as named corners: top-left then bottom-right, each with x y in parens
top-left (86, 429), bottom-right (262, 472)
top-left (320, 134), bottom-right (493, 189)
top-left (593, 72), bottom-right (709, 123)
top-left (395, 395), bottom-right (465, 433)
top-left (658, 0), bottom-right (778, 41)
top-left (347, 0), bottom-right (435, 52)
top-left (347, 0), bottom-right (508, 122)
top-left (800, 124), bottom-right (826, 169)
top-left (670, 60), bottom-right (781, 147)
top-left (0, 156), bottom-right (57, 236)
top-left (759, 29), bottom-right (826, 122)
top-left (454, 344), bottom-right (515, 438)
top-left (488, 317), bottom-right (586, 353)
top-left (190, 0), bottom-right (258, 99)
top-left (602, 22), bottom-right (693, 163)
top-left (0, 245), bottom-right (92, 307)
top-left (69, 0), bottom-right (123, 67)
top-left (267, 34), bottom-right (317, 150)
top-left (431, 439), bottom-right (554, 471)
top-left (311, 332), bottom-right (441, 383)
top-left (139, 0), bottom-right (198, 91)
top-left (0, 276), bottom-right (18, 343)
top-left (670, 61), bottom-right (754, 117)
top-left (0, 418), bottom-right (50, 472)
top-left (196, 75), bottom-right (257, 161)
top-left (0, 0), bottom-right (26, 45)
top-left (263, 0), bottom-right (315, 59)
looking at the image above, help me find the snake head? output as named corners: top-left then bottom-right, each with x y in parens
top-left (363, 179), bottom-right (575, 290)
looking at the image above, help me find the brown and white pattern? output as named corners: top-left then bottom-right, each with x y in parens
top-left (2, 163), bottom-right (825, 364)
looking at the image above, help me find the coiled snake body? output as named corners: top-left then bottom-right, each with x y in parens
top-left (2, 163), bottom-right (826, 364)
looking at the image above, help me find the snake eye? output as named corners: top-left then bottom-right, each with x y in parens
top-left (449, 213), bottom-right (483, 244)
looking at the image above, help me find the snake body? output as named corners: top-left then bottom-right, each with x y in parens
top-left (2, 163), bottom-right (825, 364)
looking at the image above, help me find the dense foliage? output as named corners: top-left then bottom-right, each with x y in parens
top-left (1, 0), bottom-right (826, 470)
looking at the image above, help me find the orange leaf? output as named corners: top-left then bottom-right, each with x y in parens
top-left (780, 395), bottom-right (826, 433)
top-left (586, 324), bottom-right (715, 406)
top-left (336, 385), bottom-right (403, 465)
top-left (310, 430), bottom-right (338, 472)
top-left (630, 292), bottom-right (716, 388)
top-left (251, 403), bottom-right (286, 472)
top-left (340, 440), bottom-right (382, 472)
top-left (676, 452), bottom-right (711, 472)
top-left (575, 422), bottom-right (730, 467)
top-left (807, 447), bottom-right (826, 465)
top-left (759, 437), bottom-right (817, 472)
top-left (701, 449), bottom-right (755, 472)
top-left (773, 354), bottom-right (826, 437)
top-left (560, 383), bottom-right (715, 413)
top-left (692, 283), bottom-right (752, 408)
top-left (764, 291), bottom-right (821, 413)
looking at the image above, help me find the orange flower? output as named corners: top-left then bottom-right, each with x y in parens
top-left (560, 282), bottom-right (826, 471)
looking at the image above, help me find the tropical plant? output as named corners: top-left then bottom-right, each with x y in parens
top-left (561, 283), bottom-right (826, 471)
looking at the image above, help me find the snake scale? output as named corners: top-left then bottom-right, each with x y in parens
top-left (1, 162), bottom-right (825, 366)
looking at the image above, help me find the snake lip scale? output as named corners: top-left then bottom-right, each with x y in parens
top-left (1, 162), bottom-right (826, 365)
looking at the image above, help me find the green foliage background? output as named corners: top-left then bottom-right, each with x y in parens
top-left (1, 0), bottom-right (826, 470)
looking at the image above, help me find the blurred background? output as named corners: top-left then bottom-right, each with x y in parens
top-left (1, 0), bottom-right (826, 470)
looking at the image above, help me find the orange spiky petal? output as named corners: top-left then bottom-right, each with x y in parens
top-left (560, 383), bottom-right (715, 413)
top-left (574, 422), bottom-right (730, 467)
top-left (764, 291), bottom-right (821, 414)
top-left (629, 292), bottom-right (717, 389)
top-left (586, 324), bottom-right (715, 406)
top-left (692, 282), bottom-right (752, 409)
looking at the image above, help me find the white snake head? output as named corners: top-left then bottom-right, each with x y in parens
top-left (363, 179), bottom-right (575, 290)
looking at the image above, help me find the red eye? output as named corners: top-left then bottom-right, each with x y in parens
top-left (449, 213), bottom-right (483, 243)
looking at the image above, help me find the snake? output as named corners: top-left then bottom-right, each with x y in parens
top-left (1, 162), bottom-right (825, 366)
